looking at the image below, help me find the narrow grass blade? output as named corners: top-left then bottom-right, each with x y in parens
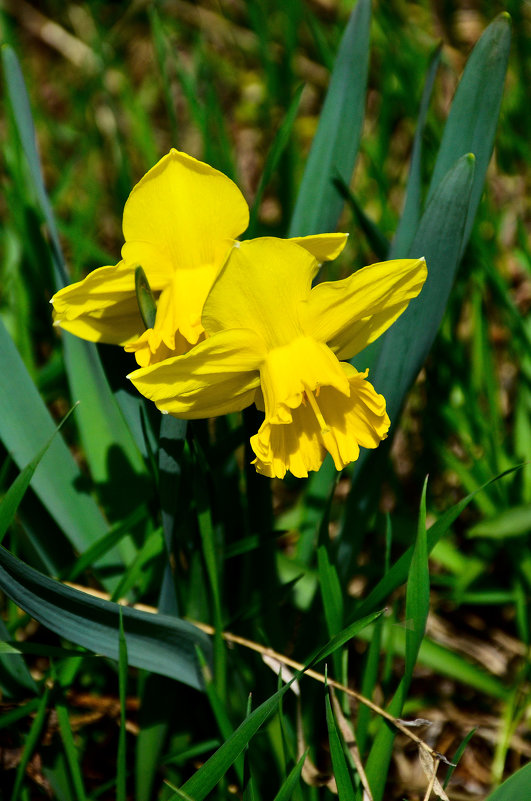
top-left (195, 646), bottom-right (243, 785)
top-left (483, 762), bottom-right (531, 800)
top-left (355, 465), bottom-right (522, 619)
top-left (117, 610), bottom-right (128, 801)
top-left (110, 527), bottom-right (164, 602)
top-left (355, 624), bottom-right (508, 699)
top-left (194, 446), bottom-right (225, 697)
top-left (305, 608), bottom-right (385, 674)
top-left (175, 614), bottom-right (382, 801)
top-left (0, 617), bottom-right (37, 696)
top-left (2, 45), bottom-right (67, 284)
top-left (247, 85), bottom-right (304, 236)
top-left (177, 682), bottom-right (293, 801)
top-left (55, 690), bottom-right (87, 801)
top-left (332, 177), bottom-right (390, 259)
top-left (443, 728), bottom-right (476, 789)
top-left (317, 546), bottom-right (344, 637)
top-left (136, 675), bottom-right (178, 801)
top-left (272, 749), bottom-right (309, 801)
top-left (467, 505), bottom-right (531, 539)
top-left (149, 6), bottom-right (179, 145)
top-left (325, 688), bottom-right (356, 800)
top-left (0, 319), bottom-right (110, 555)
top-left (359, 484), bottom-right (430, 801)
top-left (0, 406), bottom-right (76, 546)
top-left (391, 43), bottom-right (442, 257)
top-left (404, 477), bottom-right (429, 678)
top-left (0, 546), bottom-right (211, 689)
top-left (289, 0), bottom-right (371, 236)
top-left (0, 696), bottom-right (40, 730)
top-left (426, 14), bottom-right (511, 252)
top-left (11, 685), bottom-right (50, 801)
top-left (66, 507), bottom-right (149, 581)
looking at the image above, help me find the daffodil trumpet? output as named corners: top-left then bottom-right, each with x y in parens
top-left (129, 237), bottom-right (427, 479)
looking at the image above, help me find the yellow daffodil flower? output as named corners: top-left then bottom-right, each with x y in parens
top-left (51, 149), bottom-right (251, 366)
top-left (129, 237), bottom-right (427, 478)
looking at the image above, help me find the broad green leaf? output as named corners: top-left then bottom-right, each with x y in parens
top-left (158, 414), bottom-right (187, 616)
top-left (404, 477), bottom-right (429, 679)
top-left (0, 319), bottom-right (111, 556)
top-left (117, 610), bottom-right (128, 801)
top-left (342, 154), bottom-right (476, 560)
top-left (391, 43), bottom-right (442, 257)
top-left (3, 45), bottom-right (147, 524)
top-left (483, 762), bottom-right (531, 800)
top-left (289, 0), bottom-right (371, 236)
top-left (371, 153), bottom-right (475, 425)
top-left (427, 14), bottom-right (511, 252)
top-left (0, 546), bottom-right (211, 690)
top-left (61, 335), bottom-right (148, 526)
top-left (325, 690), bottom-right (356, 800)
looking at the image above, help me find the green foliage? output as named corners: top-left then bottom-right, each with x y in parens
top-left (0, 1), bottom-right (529, 799)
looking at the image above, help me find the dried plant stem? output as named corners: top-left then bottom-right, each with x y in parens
top-left (191, 619), bottom-right (445, 762)
top-left (66, 582), bottom-right (450, 764)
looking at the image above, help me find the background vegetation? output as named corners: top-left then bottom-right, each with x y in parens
top-left (0, 0), bottom-right (530, 799)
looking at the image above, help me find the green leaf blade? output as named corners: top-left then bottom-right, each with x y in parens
top-left (0, 547), bottom-right (211, 690)
top-left (289, 0), bottom-right (371, 236)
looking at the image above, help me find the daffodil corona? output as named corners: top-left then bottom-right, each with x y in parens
top-left (129, 238), bottom-right (427, 478)
top-left (51, 149), bottom-right (250, 366)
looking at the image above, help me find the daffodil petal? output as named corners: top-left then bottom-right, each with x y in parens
top-left (260, 337), bottom-right (349, 424)
top-left (203, 238), bottom-right (318, 348)
top-left (122, 149), bottom-right (249, 278)
top-left (124, 328), bottom-right (194, 367)
top-left (289, 233), bottom-right (348, 262)
top-left (251, 365), bottom-right (390, 479)
top-left (304, 257), bottom-right (427, 360)
top-left (128, 329), bottom-right (264, 419)
top-left (251, 405), bottom-right (324, 479)
top-left (51, 262), bottom-right (144, 344)
top-left (157, 264), bottom-right (219, 350)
